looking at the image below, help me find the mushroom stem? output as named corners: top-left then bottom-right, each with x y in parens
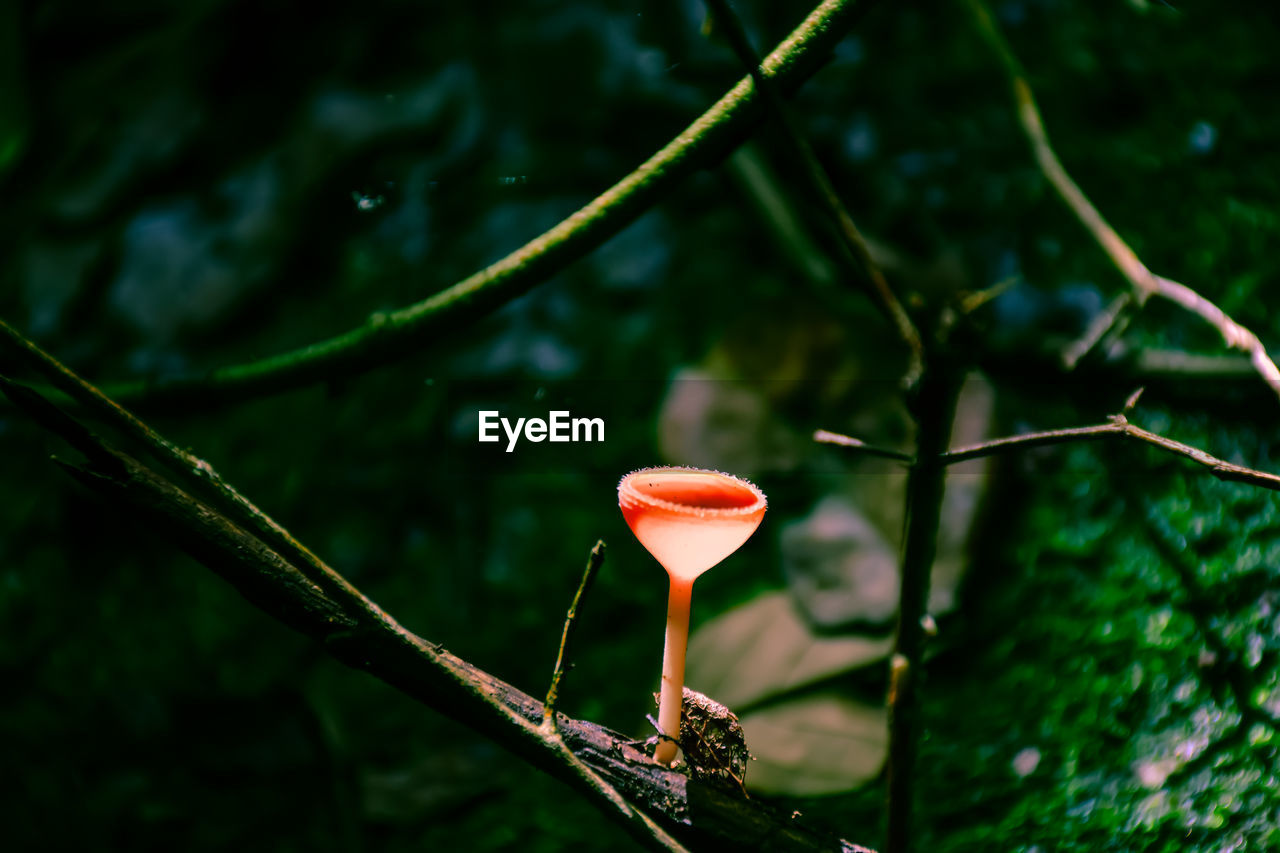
top-left (655, 575), bottom-right (694, 766)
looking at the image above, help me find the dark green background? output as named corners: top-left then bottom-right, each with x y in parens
top-left (1, 1), bottom-right (1277, 850)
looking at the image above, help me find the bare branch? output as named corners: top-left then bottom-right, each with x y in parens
top-left (939, 414), bottom-right (1280, 492)
top-left (964, 0), bottom-right (1154, 294)
top-left (1150, 275), bottom-right (1280, 394)
top-left (0, 375), bottom-right (871, 853)
top-left (813, 429), bottom-right (913, 462)
top-left (941, 421), bottom-right (1128, 463)
top-left (703, 0), bottom-right (924, 383)
top-left (963, 0), bottom-right (1280, 401)
top-left (544, 540), bottom-right (607, 733)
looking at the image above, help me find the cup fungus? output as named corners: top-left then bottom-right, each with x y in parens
top-left (618, 466), bottom-right (766, 766)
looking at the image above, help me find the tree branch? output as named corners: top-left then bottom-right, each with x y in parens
top-left (963, 0), bottom-right (1280, 401)
top-left (886, 362), bottom-right (962, 853)
top-left (938, 413), bottom-right (1280, 492)
top-left (703, 0), bottom-right (923, 383)
top-left (0, 375), bottom-right (873, 853)
top-left (64, 0), bottom-right (871, 412)
top-left (1149, 275), bottom-right (1280, 394)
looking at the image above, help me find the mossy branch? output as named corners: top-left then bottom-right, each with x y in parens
top-left (0, 346), bottom-right (874, 852)
top-left (90, 0), bottom-right (870, 412)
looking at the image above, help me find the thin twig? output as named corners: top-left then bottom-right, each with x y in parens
top-left (1061, 292), bottom-right (1133, 370)
top-left (724, 145), bottom-right (838, 288)
top-left (939, 414), bottom-right (1280, 492)
top-left (703, 0), bottom-right (924, 384)
top-left (544, 540), bottom-right (607, 733)
top-left (1122, 386), bottom-right (1145, 414)
top-left (813, 429), bottom-right (914, 462)
top-left (941, 421), bottom-right (1131, 463)
top-left (1131, 349), bottom-right (1264, 385)
top-left (957, 275), bottom-right (1018, 315)
top-left (39, 0), bottom-right (869, 413)
top-left (963, 0), bottom-right (1155, 294)
top-left (964, 0), bottom-right (1280, 401)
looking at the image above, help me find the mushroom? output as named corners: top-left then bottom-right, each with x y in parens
top-left (618, 467), bottom-right (767, 766)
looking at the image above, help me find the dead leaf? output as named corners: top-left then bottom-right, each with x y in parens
top-left (739, 693), bottom-right (887, 796)
top-left (686, 591), bottom-right (892, 709)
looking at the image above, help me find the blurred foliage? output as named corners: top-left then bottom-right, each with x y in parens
top-left (793, 410), bottom-right (1280, 851)
top-left (1, 0), bottom-right (1278, 851)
